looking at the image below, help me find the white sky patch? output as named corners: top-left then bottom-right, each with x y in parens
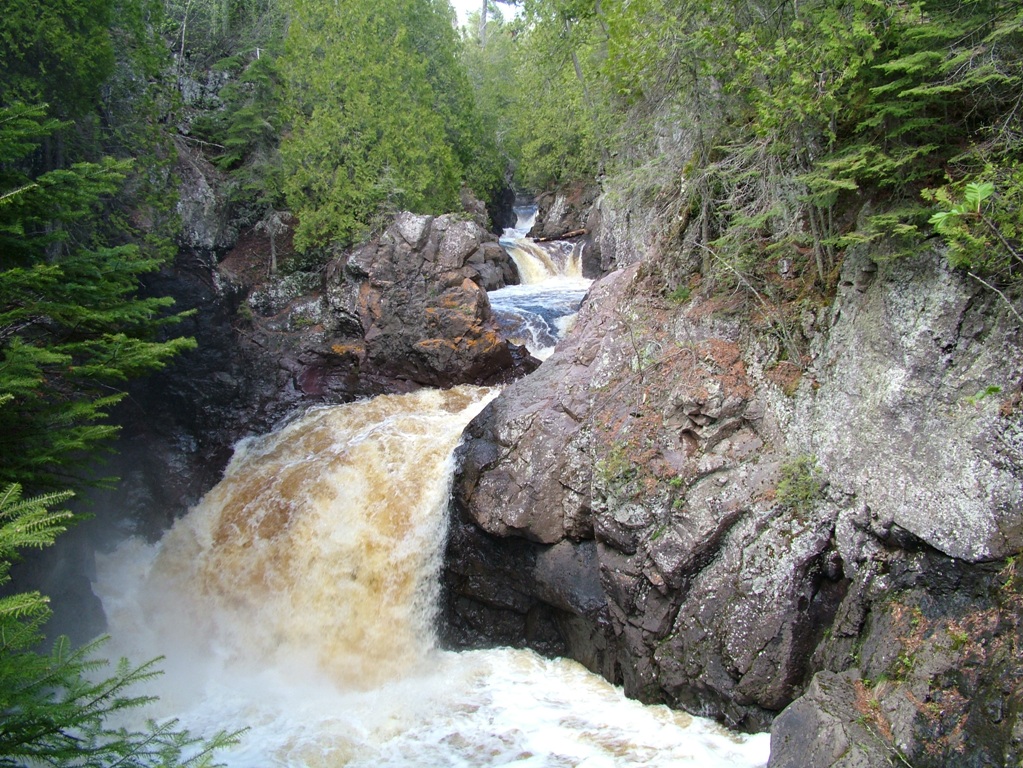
top-left (449, 0), bottom-right (520, 27)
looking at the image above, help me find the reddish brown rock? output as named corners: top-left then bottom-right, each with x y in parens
top-left (326, 213), bottom-right (532, 387)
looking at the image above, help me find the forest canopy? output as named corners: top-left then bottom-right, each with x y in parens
top-left (460, 0), bottom-right (1022, 291)
top-left (278, 0), bottom-right (503, 250)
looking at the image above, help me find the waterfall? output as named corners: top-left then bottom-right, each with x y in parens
top-left (490, 204), bottom-right (592, 360)
top-left (498, 205), bottom-right (586, 284)
top-left (499, 238), bottom-right (585, 284)
top-left (96, 387), bottom-right (770, 767)
top-left (100, 387), bottom-right (498, 690)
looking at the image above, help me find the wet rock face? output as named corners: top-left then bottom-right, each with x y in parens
top-left (110, 211), bottom-right (529, 537)
top-left (443, 236), bottom-right (1023, 756)
top-left (174, 142), bottom-right (237, 253)
top-left (324, 212), bottom-right (529, 387)
top-left (453, 270), bottom-right (627, 545)
top-left (229, 210), bottom-right (529, 403)
top-left (771, 552), bottom-right (1023, 768)
top-left (487, 186), bottom-right (518, 233)
top-left (529, 184), bottom-right (607, 279)
top-left (768, 671), bottom-right (893, 768)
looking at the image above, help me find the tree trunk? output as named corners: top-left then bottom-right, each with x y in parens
top-left (536, 229), bottom-right (587, 242)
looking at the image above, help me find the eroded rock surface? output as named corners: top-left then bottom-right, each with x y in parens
top-left (443, 223), bottom-right (1023, 761)
top-left (320, 212), bottom-right (527, 388)
top-left (798, 249), bottom-right (1023, 562)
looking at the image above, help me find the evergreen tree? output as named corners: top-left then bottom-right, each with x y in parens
top-left (0, 479), bottom-right (237, 766)
top-left (279, 0), bottom-right (499, 252)
top-left (0, 104), bottom-right (196, 492)
top-left (0, 0), bottom-right (116, 120)
top-left (554, 0), bottom-right (1023, 289)
top-left (460, 8), bottom-right (521, 180)
top-left (507, 0), bottom-right (609, 189)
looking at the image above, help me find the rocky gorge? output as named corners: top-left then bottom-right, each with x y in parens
top-left (74, 145), bottom-right (1023, 766)
top-left (445, 188), bottom-right (1023, 766)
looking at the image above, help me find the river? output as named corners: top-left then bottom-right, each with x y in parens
top-left (94, 216), bottom-right (771, 767)
top-left (488, 205), bottom-right (591, 360)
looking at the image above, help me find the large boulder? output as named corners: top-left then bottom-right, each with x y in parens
top-left (529, 186), bottom-right (598, 240)
top-left (323, 212), bottom-right (528, 387)
top-left (442, 233), bottom-right (1023, 757)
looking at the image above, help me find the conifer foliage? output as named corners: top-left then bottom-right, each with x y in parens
top-left (470, 0), bottom-right (1022, 294)
top-left (0, 104), bottom-right (196, 491)
top-left (279, 0), bottom-right (500, 251)
top-left (0, 481), bottom-right (238, 767)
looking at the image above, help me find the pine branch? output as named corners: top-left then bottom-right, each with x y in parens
top-left (968, 271), bottom-right (1023, 325)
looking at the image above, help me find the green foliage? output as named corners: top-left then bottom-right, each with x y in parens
top-left (963, 384), bottom-right (1004, 407)
top-left (0, 483), bottom-right (239, 766)
top-left (459, 11), bottom-right (521, 189)
top-left (458, 0), bottom-right (614, 191)
top-left (595, 444), bottom-right (636, 486)
top-left (0, 104), bottom-right (195, 491)
top-left (928, 182), bottom-right (995, 232)
top-left (0, 0), bottom-right (179, 277)
top-left (924, 166), bottom-right (1023, 287)
top-left (776, 455), bottom-right (826, 515)
top-left (163, 0), bottom-right (286, 69)
top-left (279, 0), bottom-right (498, 252)
top-left (501, 0), bottom-right (609, 189)
top-left (0, 0), bottom-right (117, 119)
top-left (162, 0), bottom-right (290, 242)
top-left (212, 56), bottom-right (283, 172)
top-left (0, 482), bottom-right (75, 570)
top-left (667, 285), bottom-right (692, 304)
top-left (499, 0), bottom-right (1021, 295)
top-left (0, 0), bottom-right (173, 177)
top-left (188, 51), bottom-right (287, 227)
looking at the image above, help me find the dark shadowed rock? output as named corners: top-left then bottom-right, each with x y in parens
top-left (769, 671), bottom-right (889, 768)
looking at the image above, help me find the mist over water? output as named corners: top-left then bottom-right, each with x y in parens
top-left (96, 379), bottom-right (769, 766)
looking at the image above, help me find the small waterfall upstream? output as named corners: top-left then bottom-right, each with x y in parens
top-left (489, 205), bottom-right (592, 360)
top-left (95, 234), bottom-right (770, 766)
top-left (497, 206), bottom-right (584, 283)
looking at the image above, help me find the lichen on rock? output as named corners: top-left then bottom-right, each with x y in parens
top-left (442, 190), bottom-right (1023, 764)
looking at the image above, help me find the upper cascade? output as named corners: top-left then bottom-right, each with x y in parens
top-left (487, 203), bottom-right (592, 360)
top-left (499, 204), bottom-right (585, 284)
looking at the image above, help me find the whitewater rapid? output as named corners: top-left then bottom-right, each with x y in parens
top-left (95, 385), bottom-right (769, 767)
top-left (489, 205), bottom-right (591, 360)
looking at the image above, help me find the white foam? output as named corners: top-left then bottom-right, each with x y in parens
top-left (95, 388), bottom-right (770, 767)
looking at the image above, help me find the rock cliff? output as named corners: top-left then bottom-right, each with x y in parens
top-left (110, 176), bottom-right (530, 533)
top-left (442, 193), bottom-right (1023, 765)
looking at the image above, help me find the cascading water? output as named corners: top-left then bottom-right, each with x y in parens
top-left (498, 205), bottom-right (584, 282)
top-left (96, 386), bottom-right (770, 767)
top-left (489, 205), bottom-right (592, 360)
